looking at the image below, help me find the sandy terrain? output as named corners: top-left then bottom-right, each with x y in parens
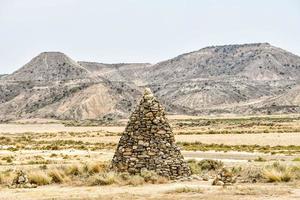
top-left (0, 181), bottom-right (299, 200)
top-left (0, 149), bottom-right (298, 173)
top-left (0, 123), bottom-right (125, 134)
top-left (32, 132), bottom-right (300, 146)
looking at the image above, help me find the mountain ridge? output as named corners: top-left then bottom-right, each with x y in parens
top-left (1, 42), bottom-right (300, 121)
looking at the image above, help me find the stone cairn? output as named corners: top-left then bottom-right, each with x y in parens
top-left (9, 170), bottom-right (37, 189)
top-left (111, 88), bottom-right (191, 179)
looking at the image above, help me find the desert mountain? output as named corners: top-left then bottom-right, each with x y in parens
top-left (139, 43), bottom-right (300, 114)
top-left (1, 43), bottom-right (300, 121)
top-left (5, 52), bottom-right (90, 82)
top-left (78, 62), bottom-right (151, 85)
top-left (0, 52), bottom-right (142, 121)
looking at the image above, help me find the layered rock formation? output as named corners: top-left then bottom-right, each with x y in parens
top-left (1, 43), bottom-right (300, 121)
top-left (111, 88), bottom-right (191, 179)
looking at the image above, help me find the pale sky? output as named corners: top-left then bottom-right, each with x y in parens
top-left (0, 0), bottom-right (299, 74)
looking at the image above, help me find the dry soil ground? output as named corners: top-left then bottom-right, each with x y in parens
top-left (0, 115), bottom-right (300, 200)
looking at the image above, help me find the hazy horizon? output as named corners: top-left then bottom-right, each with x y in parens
top-left (1, 0), bottom-right (300, 74)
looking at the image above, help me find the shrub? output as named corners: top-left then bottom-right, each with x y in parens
top-left (187, 160), bottom-right (201, 174)
top-left (239, 166), bottom-right (263, 183)
top-left (187, 159), bottom-right (223, 174)
top-left (88, 172), bottom-right (120, 186)
top-left (198, 159), bottom-right (223, 171)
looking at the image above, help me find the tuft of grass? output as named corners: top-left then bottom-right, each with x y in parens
top-left (263, 162), bottom-right (294, 182)
top-left (84, 162), bottom-right (108, 175)
top-left (127, 175), bottom-right (145, 186)
top-left (28, 171), bottom-right (52, 185)
top-left (88, 172), bottom-right (120, 186)
top-left (64, 164), bottom-right (83, 176)
top-left (140, 169), bottom-right (164, 183)
top-left (0, 171), bottom-right (13, 185)
top-left (48, 168), bottom-right (70, 183)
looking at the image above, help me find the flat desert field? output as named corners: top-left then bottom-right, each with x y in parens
top-left (0, 115), bottom-right (300, 200)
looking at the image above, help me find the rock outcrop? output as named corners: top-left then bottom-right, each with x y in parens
top-left (111, 88), bottom-right (191, 179)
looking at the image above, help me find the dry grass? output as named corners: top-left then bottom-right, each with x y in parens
top-left (166, 186), bottom-right (204, 194)
top-left (28, 171), bottom-right (52, 185)
top-left (88, 170), bottom-right (168, 186)
top-left (48, 168), bottom-right (70, 183)
top-left (88, 172), bottom-right (120, 186)
top-left (177, 142), bottom-right (300, 154)
top-left (127, 175), bottom-right (146, 186)
top-left (172, 115), bottom-right (300, 135)
top-left (262, 162), bottom-right (300, 182)
top-left (0, 170), bottom-right (14, 185)
top-left (84, 162), bottom-right (108, 174)
top-left (187, 159), bottom-right (223, 175)
top-left (0, 161), bottom-right (169, 187)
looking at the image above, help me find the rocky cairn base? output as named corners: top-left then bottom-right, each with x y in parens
top-left (111, 88), bottom-right (191, 179)
top-left (9, 170), bottom-right (37, 189)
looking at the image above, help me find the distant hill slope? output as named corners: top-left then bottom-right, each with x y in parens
top-left (0, 53), bottom-right (142, 121)
top-left (139, 43), bottom-right (300, 115)
top-left (142, 43), bottom-right (300, 83)
top-left (1, 43), bottom-right (300, 121)
top-left (5, 52), bottom-right (90, 82)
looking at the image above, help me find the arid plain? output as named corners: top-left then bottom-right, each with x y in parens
top-left (0, 114), bottom-right (300, 200)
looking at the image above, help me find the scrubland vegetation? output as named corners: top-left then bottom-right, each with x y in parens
top-left (0, 115), bottom-right (300, 200)
top-left (0, 162), bottom-right (168, 187)
top-left (172, 115), bottom-right (300, 134)
top-left (177, 142), bottom-right (300, 154)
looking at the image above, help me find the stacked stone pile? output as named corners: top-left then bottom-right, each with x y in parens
top-left (111, 88), bottom-right (191, 179)
top-left (9, 170), bottom-right (37, 189)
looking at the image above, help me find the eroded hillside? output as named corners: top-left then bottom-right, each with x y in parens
top-left (1, 43), bottom-right (300, 121)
